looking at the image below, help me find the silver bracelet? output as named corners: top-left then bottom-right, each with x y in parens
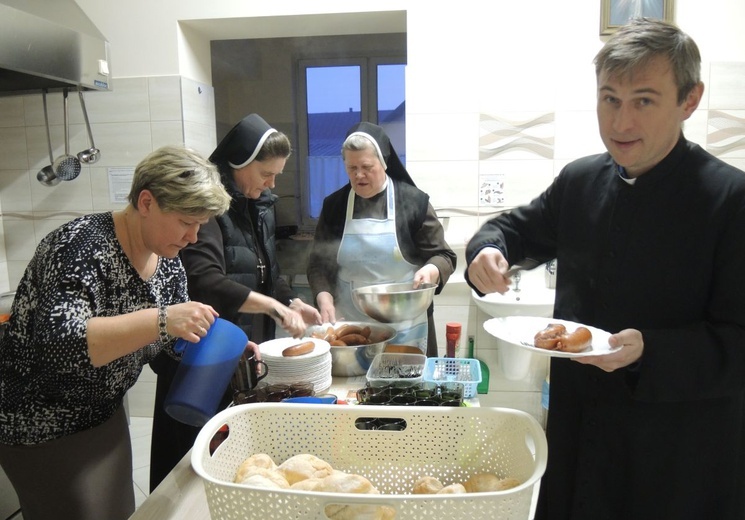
top-left (158, 305), bottom-right (169, 343)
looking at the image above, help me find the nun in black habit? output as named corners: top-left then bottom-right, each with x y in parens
top-left (307, 121), bottom-right (456, 357)
top-left (148, 113), bottom-right (321, 490)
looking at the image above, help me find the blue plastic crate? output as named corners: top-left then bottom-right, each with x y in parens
top-left (423, 357), bottom-right (482, 399)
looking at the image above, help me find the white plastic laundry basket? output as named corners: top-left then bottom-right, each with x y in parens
top-left (192, 403), bottom-right (547, 519)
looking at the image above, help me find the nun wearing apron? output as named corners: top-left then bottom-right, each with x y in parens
top-left (307, 122), bottom-right (456, 357)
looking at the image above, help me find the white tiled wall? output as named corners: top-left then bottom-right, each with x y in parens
top-left (0, 76), bottom-right (215, 418)
top-left (0, 76), bottom-right (217, 290)
top-left (3, 0), bottom-right (745, 420)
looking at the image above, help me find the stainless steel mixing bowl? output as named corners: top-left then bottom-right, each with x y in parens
top-left (307, 321), bottom-right (396, 376)
top-left (352, 282), bottom-right (437, 323)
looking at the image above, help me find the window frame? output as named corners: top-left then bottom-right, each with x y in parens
top-left (296, 55), bottom-right (406, 230)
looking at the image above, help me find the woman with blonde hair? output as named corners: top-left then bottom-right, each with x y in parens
top-left (0, 145), bottom-right (231, 520)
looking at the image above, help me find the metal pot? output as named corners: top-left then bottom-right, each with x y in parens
top-left (307, 321), bottom-right (396, 376)
top-left (352, 282), bottom-right (436, 323)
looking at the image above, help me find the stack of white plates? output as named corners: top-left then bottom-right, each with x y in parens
top-left (258, 337), bottom-right (332, 394)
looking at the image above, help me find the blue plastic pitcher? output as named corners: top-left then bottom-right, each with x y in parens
top-left (164, 317), bottom-right (247, 427)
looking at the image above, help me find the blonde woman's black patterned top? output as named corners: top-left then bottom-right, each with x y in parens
top-left (0, 212), bottom-right (187, 445)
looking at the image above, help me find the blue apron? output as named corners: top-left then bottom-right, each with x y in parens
top-left (336, 181), bottom-right (428, 352)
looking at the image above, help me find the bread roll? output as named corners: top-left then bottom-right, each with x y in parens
top-left (463, 473), bottom-right (501, 493)
top-left (463, 472), bottom-right (521, 492)
top-left (412, 476), bottom-right (444, 494)
top-left (278, 453), bottom-right (334, 485)
top-left (319, 471), bottom-right (378, 494)
top-left (494, 477), bottom-right (521, 491)
top-left (437, 483), bottom-right (467, 494)
top-left (291, 478), bottom-right (325, 491)
top-left (324, 504), bottom-right (395, 520)
top-left (234, 453), bottom-right (277, 483)
top-left (320, 472), bottom-right (388, 520)
top-left (235, 467), bottom-right (290, 489)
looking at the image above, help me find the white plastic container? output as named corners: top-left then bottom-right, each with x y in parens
top-left (366, 352), bottom-right (426, 385)
top-left (192, 403), bottom-right (547, 519)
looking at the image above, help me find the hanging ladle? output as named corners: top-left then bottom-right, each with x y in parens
top-left (36, 89), bottom-right (61, 187)
top-left (76, 87), bottom-right (100, 164)
top-left (52, 88), bottom-right (82, 181)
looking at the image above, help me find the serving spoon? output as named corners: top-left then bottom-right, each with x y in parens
top-left (36, 89), bottom-right (61, 187)
top-left (52, 88), bottom-right (82, 181)
top-left (76, 88), bottom-right (100, 164)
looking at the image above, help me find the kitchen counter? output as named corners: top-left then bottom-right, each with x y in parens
top-left (129, 375), bottom-right (480, 520)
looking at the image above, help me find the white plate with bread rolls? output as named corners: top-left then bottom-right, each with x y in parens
top-left (484, 316), bottom-right (619, 358)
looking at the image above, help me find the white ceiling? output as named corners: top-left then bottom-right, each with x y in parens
top-left (180, 11), bottom-right (406, 41)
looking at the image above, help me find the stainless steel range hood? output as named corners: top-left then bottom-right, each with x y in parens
top-left (0, 0), bottom-right (111, 96)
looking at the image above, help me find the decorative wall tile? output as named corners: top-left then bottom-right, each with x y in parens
top-left (479, 113), bottom-right (555, 160)
top-left (478, 173), bottom-right (505, 206)
top-left (707, 110), bottom-right (745, 158)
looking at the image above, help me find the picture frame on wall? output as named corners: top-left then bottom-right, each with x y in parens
top-left (600, 0), bottom-right (675, 35)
